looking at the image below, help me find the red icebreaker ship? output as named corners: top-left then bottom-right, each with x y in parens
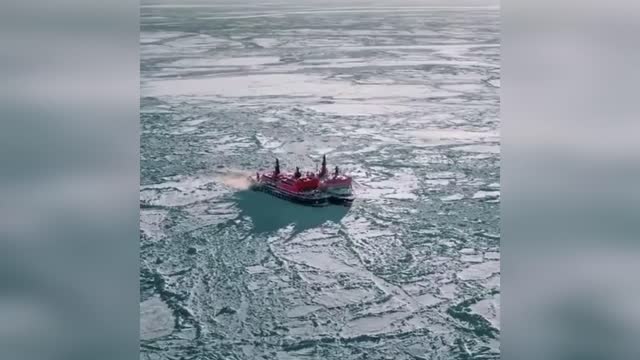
top-left (249, 156), bottom-right (354, 207)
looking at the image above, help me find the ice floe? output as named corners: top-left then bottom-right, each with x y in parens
top-left (458, 261), bottom-right (500, 281)
top-left (140, 296), bottom-right (174, 340)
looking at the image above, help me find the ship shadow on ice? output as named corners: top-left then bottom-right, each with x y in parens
top-left (233, 190), bottom-right (349, 234)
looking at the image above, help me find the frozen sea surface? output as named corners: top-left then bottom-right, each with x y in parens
top-left (141, 3), bottom-right (499, 359)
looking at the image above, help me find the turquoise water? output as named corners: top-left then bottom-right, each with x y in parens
top-left (140, 3), bottom-right (500, 359)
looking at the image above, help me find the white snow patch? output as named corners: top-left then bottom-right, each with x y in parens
top-left (255, 134), bottom-right (283, 150)
top-left (309, 103), bottom-right (416, 116)
top-left (486, 182), bottom-right (500, 189)
top-left (183, 118), bottom-right (208, 126)
top-left (140, 176), bottom-right (228, 207)
top-left (140, 296), bottom-right (174, 340)
top-left (143, 73), bottom-right (446, 100)
top-left (483, 274), bottom-right (501, 290)
top-left (253, 38), bottom-right (281, 48)
top-left (461, 254), bottom-right (484, 263)
top-left (168, 56), bottom-right (280, 68)
top-left (439, 83), bottom-right (487, 93)
top-left (409, 129), bottom-right (499, 146)
top-left (341, 311), bottom-right (410, 338)
top-left (170, 126), bottom-right (197, 135)
top-left (282, 251), bottom-right (358, 274)
top-left (472, 190), bottom-right (500, 200)
top-left (458, 261), bottom-right (500, 281)
top-left (441, 193), bottom-right (464, 202)
top-left (460, 248), bottom-right (476, 255)
top-left (438, 283), bottom-right (457, 299)
top-left (414, 293), bottom-right (443, 307)
top-left (314, 288), bottom-right (378, 308)
top-left (426, 179), bottom-right (452, 187)
top-left (286, 305), bottom-right (322, 318)
top-left (470, 293), bottom-right (500, 330)
top-left (140, 210), bottom-right (168, 241)
top-left (246, 265), bottom-right (270, 274)
top-left (385, 192), bottom-right (418, 200)
top-left (140, 31), bottom-right (189, 43)
top-left (453, 144), bottom-right (500, 154)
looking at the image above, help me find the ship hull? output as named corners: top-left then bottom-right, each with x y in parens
top-left (251, 181), bottom-right (330, 207)
top-left (323, 186), bottom-right (355, 207)
top-left (328, 196), bottom-right (354, 206)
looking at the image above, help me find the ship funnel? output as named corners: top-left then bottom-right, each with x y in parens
top-left (319, 154), bottom-right (327, 177)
